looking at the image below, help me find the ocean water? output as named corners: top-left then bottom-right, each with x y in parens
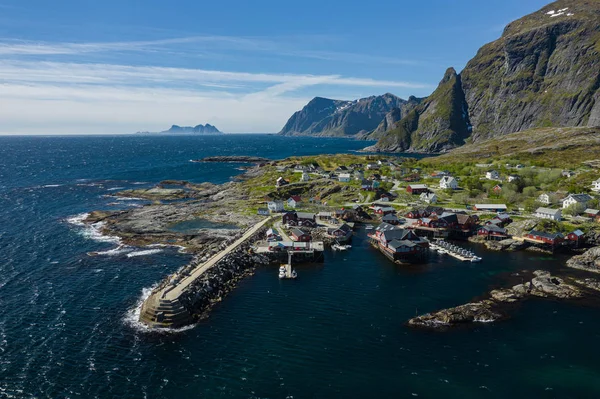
top-left (1, 134), bottom-right (600, 398)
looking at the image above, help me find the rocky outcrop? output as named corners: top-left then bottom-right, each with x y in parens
top-left (408, 270), bottom-right (588, 329)
top-left (162, 124), bottom-right (221, 134)
top-left (567, 246), bottom-right (600, 273)
top-left (371, 0), bottom-right (600, 153)
top-left (278, 93), bottom-right (409, 137)
top-left (192, 156), bottom-right (271, 163)
top-left (484, 238), bottom-right (527, 252)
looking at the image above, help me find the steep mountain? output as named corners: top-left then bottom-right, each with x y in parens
top-left (366, 68), bottom-right (471, 152)
top-left (278, 93), bottom-right (412, 137)
top-left (162, 124), bottom-right (221, 134)
top-left (371, 0), bottom-right (600, 152)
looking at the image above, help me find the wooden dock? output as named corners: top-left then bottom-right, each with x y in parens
top-left (429, 241), bottom-right (481, 262)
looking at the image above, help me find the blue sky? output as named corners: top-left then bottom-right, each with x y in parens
top-left (0, 0), bottom-right (551, 134)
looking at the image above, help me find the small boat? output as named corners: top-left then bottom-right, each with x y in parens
top-left (332, 243), bottom-right (351, 251)
top-left (279, 252), bottom-right (298, 279)
top-left (365, 225), bottom-right (374, 230)
top-left (470, 256), bottom-right (482, 263)
top-left (437, 249), bottom-right (447, 255)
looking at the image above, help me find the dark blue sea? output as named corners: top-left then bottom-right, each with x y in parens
top-left (1, 134), bottom-right (600, 398)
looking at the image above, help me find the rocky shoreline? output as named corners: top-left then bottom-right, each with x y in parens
top-left (408, 270), bottom-right (600, 329)
top-left (191, 156), bottom-right (272, 163)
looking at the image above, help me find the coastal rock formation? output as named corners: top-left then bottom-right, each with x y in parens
top-left (566, 246), bottom-right (600, 273)
top-left (484, 238), bottom-right (527, 252)
top-left (370, 0), bottom-right (600, 153)
top-left (192, 156), bottom-right (271, 163)
top-left (137, 124), bottom-right (222, 135)
top-left (278, 93), bottom-right (412, 137)
top-left (408, 270), bottom-right (587, 329)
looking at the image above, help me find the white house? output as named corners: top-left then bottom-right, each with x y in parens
top-left (338, 173), bottom-right (352, 183)
top-left (300, 172), bottom-right (310, 182)
top-left (267, 200), bottom-right (284, 212)
top-left (486, 170), bottom-right (500, 180)
top-left (353, 170), bottom-right (364, 180)
top-left (420, 192), bottom-right (438, 204)
top-left (534, 207), bottom-right (562, 221)
top-left (538, 193), bottom-right (552, 205)
top-left (439, 176), bottom-right (458, 190)
top-left (563, 193), bottom-right (593, 209)
top-left (288, 196), bottom-right (302, 209)
top-left (592, 178), bottom-right (600, 192)
top-left (276, 177), bottom-right (288, 187)
top-left (508, 174), bottom-right (520, 183)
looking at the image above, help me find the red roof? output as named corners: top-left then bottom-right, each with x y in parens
top-left (289, 195), bottom-right (302, 202)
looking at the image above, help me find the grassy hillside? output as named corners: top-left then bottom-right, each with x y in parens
top-left (423, 127), bottom-right (600, 168)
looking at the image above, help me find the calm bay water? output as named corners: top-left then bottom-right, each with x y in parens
top-left (1, 134), bottom-right (599, 398)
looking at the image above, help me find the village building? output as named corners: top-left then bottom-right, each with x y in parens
top-left (477, 225), bottom-right (509, 240)
top-left (486, 170), bottom-right (500, 180)
top-left (515, 164), bottom-right (525, 169)
top-left (592, 178), bottom-right (600, 192)
top-left (567, 229), bottom-right (585, 247)
top-left (338, 173), bottom-right (352, 183)
top-left (257, 208), bottom-right (270, 216)
top-left (327, 223), bottom-right (353, 240)
top-left (562, 193), bottom-right (593, 209)
top-left (267, 200), bottom-right (285, 212)
top-left (372, 180), bottom-right (381, 189)
top-left (406, 184), bottom-right (428, 195)
top-left (492, 184), bottom-right (503, 195)
top-left (317, 211), bottom-right (333, 221)
top-left (296, 212), bottom-right (316, 227)
top-left (335, 166), bottom-right (349, 173)
top-left (368, 223), bottom-right (429, 262)
top-left (282, 211), bottom-right (298, 225)
top-left (266, 228), bottom-right (282, 241)
top-left (420, 192), bottom-right (438, 204)
top-left (534, 207), bottom-right (562, 221)
top-left (366, 163), bottom-right (380, 170)
top-left (538, 193), bottom-right (552, 205)
top-left (290, 228), bottom-right (311, 242)
top-left (382, 213), bottom-right (400, 225)
top-left (507, 174), bottom-right (520, 183)
top-left (353, 170), bottom-right (364, 180)
top-left (439, 176), bottom-right (458, 190)
top-left (287, 195), bottom-right (302, 209)
top-left (473, 204), bottom-right (508, 212)
top-left (584, 209), bottom-right (600, 219)
top-left (524, 230), bottom-right (564, 246)
top-left (276, 177), bottom-right (288, 187)
top-left (372, 205), bottom-right (396, 215)
top-left (562, 170), bottom-right (576, 178)
top-left (300, 172), bottom-right (310, 182)
top-left (455, 214), bottom-right (477, 232)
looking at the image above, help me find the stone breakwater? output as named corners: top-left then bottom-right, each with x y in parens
top-left (139, 224), bottom-right (271, 329)
top-left (178, 242), bottom-right (270, 322)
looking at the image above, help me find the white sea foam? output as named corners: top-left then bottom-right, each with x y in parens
top-left (123, 285), bottom-right (196, 334)
top-left (126, 249), bottom-right (163, 257)
top-left (107, 187), bottom-right (125, 191)
top-left (42, 184), bottom-right (62, 188)
top-left (92, 245), bottom-right (132, 256)
top-left (115, 197), bottom-right (145, 201)
top-left (67, 213), bottom-right (121, 243)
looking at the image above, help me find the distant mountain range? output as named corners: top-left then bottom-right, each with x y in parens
top-left (279, 0), bottom-right (600, 153)
top-left (137, 124), bottom-right (222, 135)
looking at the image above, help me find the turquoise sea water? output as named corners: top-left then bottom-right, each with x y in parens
top-left (1, 134), bottom-right (599, 398)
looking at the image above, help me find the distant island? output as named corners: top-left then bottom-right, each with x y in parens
top-left (137, 124), bottom-right (222, 135)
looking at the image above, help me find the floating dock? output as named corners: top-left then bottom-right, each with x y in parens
top-left (429, 240), bottom-right (482, 262)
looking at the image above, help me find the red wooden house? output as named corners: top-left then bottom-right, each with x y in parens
top-left (406, 184), bottom-right (429, 195)
top-left (290, 228), bottom-right (311, 242)
top-left (477, 225), bottom-right (509, 240)
top-left (524, 230), bottom-right (564, 245)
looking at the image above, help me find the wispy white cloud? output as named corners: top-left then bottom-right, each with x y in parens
top-left (0, 36), bottom-right (423, 66)
top-left (0, 60), bottom-right (432, 134)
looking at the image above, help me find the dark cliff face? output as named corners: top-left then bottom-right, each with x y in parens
top-left (278, 93), bottom-right (408, 137)
top-left (372, 0), bottom-right (600, 152)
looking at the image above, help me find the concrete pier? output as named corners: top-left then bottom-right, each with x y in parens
top-left (139, 216), bottom-right (273, 328)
